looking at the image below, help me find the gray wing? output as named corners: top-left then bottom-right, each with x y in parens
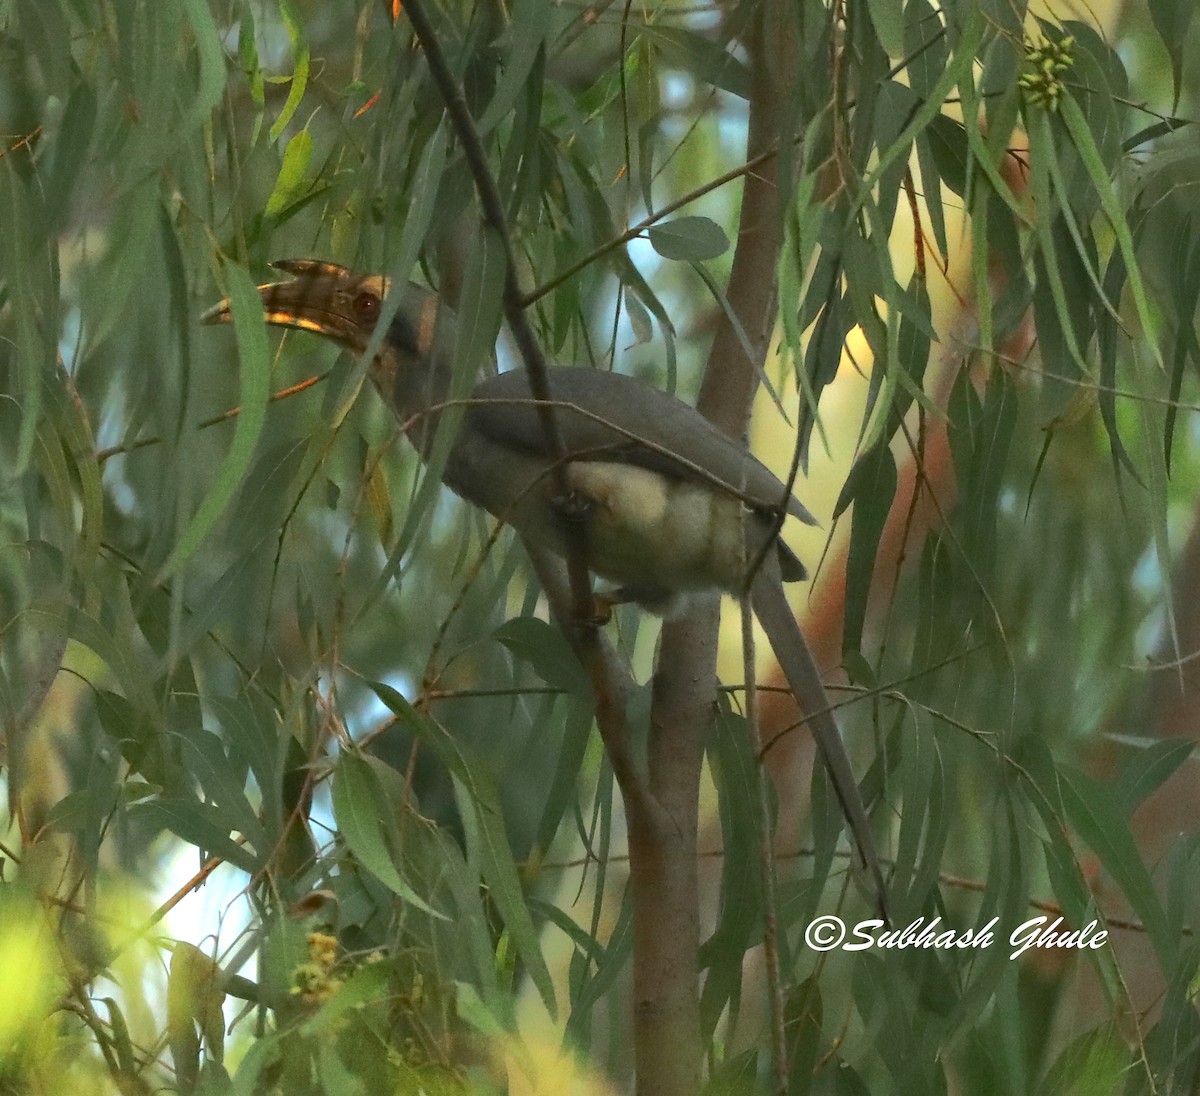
top-left (465, 368), bottom-right (817, 526)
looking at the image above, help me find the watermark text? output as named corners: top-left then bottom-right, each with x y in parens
top-left (803, 914), bottom-right (1108, 959)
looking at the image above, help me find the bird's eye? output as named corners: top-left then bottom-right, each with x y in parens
top-left (352, 290), bottom-right (381, 323)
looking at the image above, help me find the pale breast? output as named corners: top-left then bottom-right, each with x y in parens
top-left (565, 462), bottom-right (748, 594)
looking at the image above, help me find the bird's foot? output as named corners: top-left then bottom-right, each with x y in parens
top-left (586, 593), bottom-right (616, 626)
top-left (551, 490), bottom-right (594, 523)
top-left (585, 586), bottom-right (678, 623)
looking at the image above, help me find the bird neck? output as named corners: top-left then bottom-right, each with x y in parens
top-left (371, 341), bottom-right (463, 458)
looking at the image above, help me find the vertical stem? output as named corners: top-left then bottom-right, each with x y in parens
top-left (693, 2), bottom-right (793, 433)
top-left (637, 610), bottom-right (714, 1095)
top-left (641, 0), bottom-right (798, 1090)
top-left (742, 593), bottom-right (788, 1093)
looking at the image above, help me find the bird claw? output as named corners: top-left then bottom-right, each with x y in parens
top-left (586, 594), bottom-right (615, 626)
top-left (552, 490), bottom-right (593, 523)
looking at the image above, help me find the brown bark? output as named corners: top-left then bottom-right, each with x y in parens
top-left (635, 1), bottom-right (798, 1090)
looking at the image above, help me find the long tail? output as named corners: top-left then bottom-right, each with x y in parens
top-left (751, 568), bottom-right (889, 920)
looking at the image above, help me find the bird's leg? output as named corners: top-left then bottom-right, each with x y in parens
top-left (575, 585), bottom-right (676, 627)
top-left (589, 586), bottom-right (645, 625)
top-left (545, 487), bottom-right (611, 624)
top-left (550, 487), bottom-right (595, 524)
top-left (587, 594), bottom-right (618, 626)
top-left (593, 585), bottom-right (685, 622)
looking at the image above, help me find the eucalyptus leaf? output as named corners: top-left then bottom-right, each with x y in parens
top-left (647, 216), bottom-right (730, 262)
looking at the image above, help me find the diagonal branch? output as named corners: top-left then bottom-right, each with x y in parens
top-left (400, 0), bottom-right (653, 819)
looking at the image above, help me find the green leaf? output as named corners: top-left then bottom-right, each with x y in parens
top-left (238, 5), bottom-right (265, 113)
top-left (264, 129), bottom-right (313, 217)
top-left (167, 943), bottom-right (226, 1088)
top-left (136, 799), bottom-right (258, 874)
top-left (366, 681), bottom-right (557, 1015)
top-left (494, 616), bottom-right (589, 695)
top-left (389, 219), bottom-right (505, 568)
top-left (1059, 97), bottom-right (1159, 367)
top-left (67, 610), bottom-right (158, 730)
top-left (81, 179), bottom-right (157, 349)
top-left (1114, 738), bottom-right (1194, 816)
top-left (783, 979), bottom-right (823, 1092)
top-left (297, 962), bottom-right (392, 1036)
top-left (532, 697), bottom-right (593, 859)
top-left (647, 216), bottom-right (729, 261)
top-left (103, 998), bottom-right (138, 1078)
top-left (835, 443), bottom-right (897, 661)
top-left (268, 0), bottom-right (310, 141)
top-left (180, 0), bottom-right (227, 131)
top-left (1122, 116), bottom-right (1192, 151)
top-left (891, 708), bottom-right (947, 907)
top-left (180, 730), bottom-right (267, 852)
top-left (159, 261), bottom-right (270, 579)
top-left (477, 0), bottom-right (548, 135)
top-left (859, 3), bottom-right (985, 199)
top-left (359, 124), bottom-right (450, 605)
top-left (865, 0), bottom-right (904, 57)
top-left (699, 711), bottom-right (765, 1040)
top-left (1039, 1027), bottom-right (1131, 1096)
top-left (643, 26), bottom-right (751, 99)
top-left (904, 0), bottom-right (949, 99)
top-left (42, 80), bottom-right (96, 229)
top-left (923, 115), bottom-right (967, 198)
top-left (704, 1049), bottom-right (758, 1096)
top-left (331, 753), bottom-right (445, 918)
top-left (1058, 769), bottom-right (1171, 964)
top-left (562, 890), bottom-right (634, 1042)
top-left (1024, 115), bottom-right (1091, 387)
top-left (453, 981), bottom-right (511, 1040)
top-left (456, 764), bottom-right (556, 1017)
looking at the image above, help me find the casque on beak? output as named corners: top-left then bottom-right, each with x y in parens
top-left (200, 259), bottom-right (389, 355)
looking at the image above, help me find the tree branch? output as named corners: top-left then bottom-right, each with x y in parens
top-left (400, 0), bottom-right (660, 949)
top-left (638, 1), bottom-right (800, 1090)
top-left (401, 0), bottom-right (598, 634)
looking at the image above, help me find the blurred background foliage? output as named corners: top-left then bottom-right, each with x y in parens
top-left (2, 0), bottom-right (1200, 1092)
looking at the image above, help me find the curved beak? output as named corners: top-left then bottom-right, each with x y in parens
top-left (200, 259), bottom-right (367, 349)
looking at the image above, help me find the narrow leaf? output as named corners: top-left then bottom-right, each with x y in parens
top-left (647, 216), bottom-right (729, 261)
top-left (331, 753), bottom-right (445, 918)
top-left (268, 0), bottom-right (309, 141)
top-left (159, 262), bottom-right (270, 579)
top-left (263, 129), bottom-right (313, 217)
top-left (1058, 769), bottom-right (1172, 964)
top-left (495, 616), bottom-right (589, 695)
top-left (137, 799), bottom-right (258, 874)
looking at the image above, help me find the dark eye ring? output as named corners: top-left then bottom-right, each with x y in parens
top-left (352, 290), bottom-right (381, 322)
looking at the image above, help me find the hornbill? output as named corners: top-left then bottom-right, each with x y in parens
top-left (203, 259), bottom-right (887, 910)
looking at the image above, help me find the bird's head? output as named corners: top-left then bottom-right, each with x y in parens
top-left (200, 256), bottom-right (451, 362)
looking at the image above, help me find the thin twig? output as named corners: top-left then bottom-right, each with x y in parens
top-left (522, 144), bottom-right (779, 308)
top-left (401, 0), bottom-right (651, 815)
top-left (95, 373), bottom-right (328, 464)
top-left (741, 592), bottom-right (788, 1095)
top-left (526, 848), bottom-right (1174, 937)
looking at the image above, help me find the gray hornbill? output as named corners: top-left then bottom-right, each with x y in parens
top-left (203, 258), bottom-right (887, 908)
